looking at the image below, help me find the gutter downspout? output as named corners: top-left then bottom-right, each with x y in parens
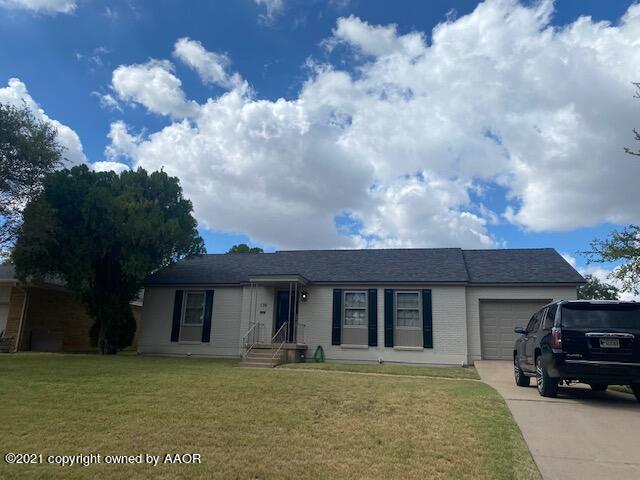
top-left (13, 285), bottom-right (30, 353)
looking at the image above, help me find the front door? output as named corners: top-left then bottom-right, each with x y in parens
top-left (275, 290), bottom-right (295, 343)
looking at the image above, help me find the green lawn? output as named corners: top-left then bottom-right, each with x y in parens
top-left (0, 354), bottom-right (539, 480)
top-left (280, 361), bottom-right (480, 379)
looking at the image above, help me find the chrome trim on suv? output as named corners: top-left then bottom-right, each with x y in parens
top-left (565, 359), bottom-right (640, 367)
top-left (585, 332), bottom-right (635, 339)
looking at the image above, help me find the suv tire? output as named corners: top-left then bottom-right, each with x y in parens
top-left (631, 384), bottom-right (640, 402)
top-left (589, 383), bottom-right (608, 392)
top-left (536, 355), bottom-right (558, 398)
top-left (514, 356), bottom-right (530, 387)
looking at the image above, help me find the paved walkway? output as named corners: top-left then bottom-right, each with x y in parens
top-left (476, 360), bottom-right (640, 480)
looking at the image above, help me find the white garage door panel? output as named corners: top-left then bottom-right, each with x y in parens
top-left (480, 300), bottom-right (550, 360)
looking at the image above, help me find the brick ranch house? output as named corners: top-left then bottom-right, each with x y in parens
top-left (0, 266), bottom-right (141, 353)
top-left (138, 248), bottom-right (584, 366)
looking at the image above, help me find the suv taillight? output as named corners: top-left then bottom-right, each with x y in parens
top-left (551, 327), bottom-right (562, 350)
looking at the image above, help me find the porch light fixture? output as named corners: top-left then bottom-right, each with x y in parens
top-left (300, 290), bottom-right (308, 301)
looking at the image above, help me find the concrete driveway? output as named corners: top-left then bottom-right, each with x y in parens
top-left (475, 360), bottom-right (640, 480)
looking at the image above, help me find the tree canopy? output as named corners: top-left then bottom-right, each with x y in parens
top-left (13, 165), bottom-right (205, 353)
top-left (584, 225), bottom-right (640, 295)
top-left (0, 103), bottom-right (65, 254)
top-left (227, 243), bottom-right (264, 254)
top-left (577, 274), bottom-right (620, 300)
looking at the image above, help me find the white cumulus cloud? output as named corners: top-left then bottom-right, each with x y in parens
top-left (173, 37), bottom-right (243, 90)
top-left (91, 161), bottom-right (131, 174)
top-left (104, 0), bottom-right (640, 249)
top-left (0, 0), bottom-right (75, 14)
top-left (111, 60), bottom-right (197, 118)
top-left (0, 78), bottom-right (86, 165)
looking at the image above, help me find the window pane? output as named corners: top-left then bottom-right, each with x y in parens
top-left (397, 309), bottom-right (420, 327)
top-left (184, 307), bottom-right (204, 325)
top-left (345, 308), bottom-right (366, 326)
top-left (397, 293), bottom-right (419, 309)
top-left (186, 292), bottom-right (205, 308)
top-left (345, 292), bottom-right (367, 308)
top-left (184, 292), bottom-right (205, 325)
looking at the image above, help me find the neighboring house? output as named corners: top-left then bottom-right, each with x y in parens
top-left (139, 248), bottom-right (584, 365)
top-left (0, 266), bottom-right (142, 353)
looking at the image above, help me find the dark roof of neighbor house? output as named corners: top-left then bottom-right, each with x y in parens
top-left (0, 265), bottom-right (16, 282)
top-left (0, 265), bottom-right (66, 286)
top-left (144, 248), bottom-right (585, 286)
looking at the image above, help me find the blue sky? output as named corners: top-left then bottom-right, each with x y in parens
top-left (1, 0), bottom-right (639, 278)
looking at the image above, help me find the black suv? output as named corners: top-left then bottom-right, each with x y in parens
top-left (513, 300), bottom-right (640, 400)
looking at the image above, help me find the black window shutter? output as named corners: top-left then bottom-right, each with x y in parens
top-left (170, 290), bottom-right (184, 342)
top-left (332, 289), bottom-right (342, 345)
top-left (384, 289), bottom-right (394, 347)
top-left (422, 289), bottom-right (433, 348)
top-left (368, 289), bottom-right (377, 346)
top-left (201, 290), bottom-right (214, 343)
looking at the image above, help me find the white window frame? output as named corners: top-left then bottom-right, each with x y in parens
top-left (343, 290), bottom-right (368, 329)
top-left (394, 290), bottom-right (422, 330)
top-left (181, 291), bottom-right (206, 327)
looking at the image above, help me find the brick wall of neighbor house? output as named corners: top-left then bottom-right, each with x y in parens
top-left (20, 287), bottom-right (94, 352)
top-left (299, 285), bottom-right (469, 365)
top-left (465, 285), bottom-right (578, 363)
top-left (138, 286), bottom-right (242, 357)
top-left (6, 286), bottom-right (141, 353)
top-left (4, 286), bottom-right (26, 352)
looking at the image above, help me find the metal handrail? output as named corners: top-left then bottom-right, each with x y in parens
top-left (242, 322), bottom-right (263, 358)
top-left (271, 321), bottom-right (288, 360)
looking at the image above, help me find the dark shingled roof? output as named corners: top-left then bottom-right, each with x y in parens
top-left (144, 248), bottom-right (584, 286)
top-left (462, 248), bottom-right (584, 284)
top-left (0, 265), bottom-right (16, 281)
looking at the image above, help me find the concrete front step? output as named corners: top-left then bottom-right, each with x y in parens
top-left (245, 353), bottom-right (282, 360)
top-left (239, 347), bottom-right (284, 368)
top-left (238, 360), bottom-right (280, 368)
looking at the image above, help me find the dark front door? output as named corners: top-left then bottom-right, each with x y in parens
top-left (275, 290), bottom-right (295, 343)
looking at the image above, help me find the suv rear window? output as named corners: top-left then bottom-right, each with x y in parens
top-left (561, 303), bottom-right (640, 329)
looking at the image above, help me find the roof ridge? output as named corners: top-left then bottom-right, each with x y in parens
top-left (462, 247), bottom-right (555, 252)
top-left (274, 247), bottom-right (463, 253)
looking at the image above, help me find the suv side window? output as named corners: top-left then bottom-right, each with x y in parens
top-left (526, 314), bottom-right (537, 333)
top-left (543, 304), bottom-right (558, 330)
top-left (529, 308), bottom-right (546, 333)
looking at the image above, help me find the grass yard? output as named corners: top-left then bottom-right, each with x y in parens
top-left (0, 354), bottom-right (539, 480)
top-left (280, 361), bottom-right (480, 379)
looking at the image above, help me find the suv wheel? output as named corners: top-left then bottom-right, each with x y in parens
top-left (589, 383), bottom-right (608, 392)
top-left (514, 356), bottom-right (530, 387)
top-left (631, 384), bottom-right (640, 402)
top-left (536, 355), bottom-right (558, 397)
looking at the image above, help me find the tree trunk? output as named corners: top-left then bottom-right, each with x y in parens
top-left (97, 321), bottom-right (117, 355)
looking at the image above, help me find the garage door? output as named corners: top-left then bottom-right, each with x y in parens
top-left (480, 300), bottom-right (550, 360)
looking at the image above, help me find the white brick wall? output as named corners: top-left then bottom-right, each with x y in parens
top-left (465, 285), bottom-right (577, 363)
top-left (299, 285), bottom-right (468, 365)
top-left (138, 286), bottom-right (242, 357)
top-left (139, 282), bottom-right (579, 365)
top-left (239, 285), bottom-right (275, 349)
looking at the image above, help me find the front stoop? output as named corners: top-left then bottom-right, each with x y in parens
top-left (238, 347), bottom-right (284, 368)
top-left (238, 344), bottom-right (308, 368)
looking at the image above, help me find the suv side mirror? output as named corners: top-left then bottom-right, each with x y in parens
top-left (514, 327), bottom-right (527, 335)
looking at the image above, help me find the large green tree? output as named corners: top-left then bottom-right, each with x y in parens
top-left (227, 243), bottom-right (263, 254)
top-left (0, 103), bottom-right (65, 253)
top-left (13, 165), bottom-right (205, 353)
top-left (585, 226), bottom-right (640, 295)
top-left (577, 274), bottom-right (620, 300)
